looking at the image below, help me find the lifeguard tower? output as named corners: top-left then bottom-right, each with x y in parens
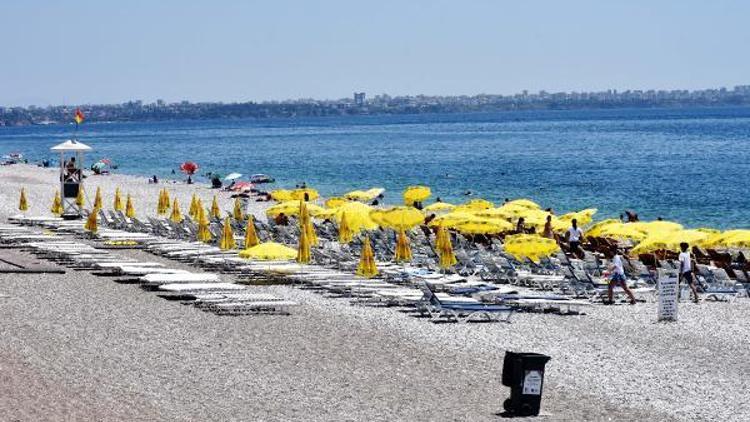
top-left (51, 139), bottom-right (92, 219)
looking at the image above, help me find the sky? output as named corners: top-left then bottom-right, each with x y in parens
top-left (1, 0), bottom-right (749, 106)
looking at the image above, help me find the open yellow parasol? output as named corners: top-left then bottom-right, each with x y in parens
top-left (371, 206), bottom-right (424, 230)
top-left (266, 201), bottom-right (326, 218)
top-left (219, 217), bottom-right (236, 250)
top-left (597, 223), bottom-right (648, 241)
top-left (356, 235), bottom-right (379, 278)
top-left (455, 219), bottom-right (513, 235)
top-left (325, 197), bottom-right (348, 209)
top-left (345, 188), bottom-right (384, 202)
top-left (631, 229), bottom-right (713, 255)
top-left (239, 242), bottom-right (297, 260)
top-left (244, 217), bottom-right (259, 248)
top-left (428, 211), bottom-right (480, 229)
top-left (403, 185), bottom-right (431, 206)
top-left (18, 188), bottom-right (28, 212)
top-left (503, 234), bottom-right (560, 263)
top-left (453, 198), bottom-right (494, 213)
top-left (505, 199), bottom-right (540, 210)
top-left (585, 219), bottom-right (621, 238)
top-left (702, 230), bottom-right (750, 249)
top-left (423, 202), bottom-right (455, 214)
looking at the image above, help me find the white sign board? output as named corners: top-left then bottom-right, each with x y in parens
top-left (522, 370), bottom-right (543, 395)
top-left (658, 276), bottom-right (679, 321)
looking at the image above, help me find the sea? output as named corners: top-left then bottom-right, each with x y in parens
top-left (1, 107), bottom-right (749, 229)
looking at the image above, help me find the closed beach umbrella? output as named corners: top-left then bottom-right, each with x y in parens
top-left (84, 209), bottom-right (98, 233)
top-left (197, 207), bottom-right (212, 242)
top-left (162, 189), bottom-right (171, 214)
top-left (300, 200), bottom-right (319, 246)
top-left (125, 194), bottom-right (136, 218)
top-left (18, 188), bottom-right (28, 212)
top-left (210, 195), bottom-right (221, 219)
top-left (189, 193), bottom-right (199, 218)
top-left (244, 217), bottom-right (259, 248)
top-left (356, 235), bottom-right (379, 278)
top-left (76, 186), bottom-right (85, 207)
top-left (239, 242), bottom-right (297, 260)
top-left (403, 185), bottom-right (431, 206)
top-left (51, 190), bottom-right (63, 215)
top-left (437, 226), bottom-right (457, 270)
top-left (113, 188), bottom-right (123, 211)
top-left (504, 234), bottom-right (560, 263)
top-left (338, 211), bottom-right (354, 243)
top-left (219, 217), bottom-right (236, 250)
top-left (233, 197), bottom-right (244, 221)
top-left (94, 187), bottom-right (103, 210)
top-left (395, 229), bottom-right (412, 262)
top-left (170, 198), bottom-right (183, 223)
top-left (296, 216), bottom-right (311, 264)
top-left (435, 224), bottom-right (449, 251)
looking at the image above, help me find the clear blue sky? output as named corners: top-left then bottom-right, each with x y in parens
top-left (1, 0), bottom-right (749, 106)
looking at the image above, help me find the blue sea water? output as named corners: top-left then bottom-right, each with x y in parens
top-left (1, 107), bottom-right (749, 229)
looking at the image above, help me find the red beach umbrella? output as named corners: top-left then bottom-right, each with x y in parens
top-left (180, 161), bottom-right (199, 175)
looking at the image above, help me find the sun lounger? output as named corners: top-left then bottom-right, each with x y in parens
top-left (418, 283), bottom-right (514, 323)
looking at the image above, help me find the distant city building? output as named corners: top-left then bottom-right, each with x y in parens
top-left (354, 92), bottom-right (366, 106)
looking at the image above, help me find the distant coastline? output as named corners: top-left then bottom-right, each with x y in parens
top-left (2, 84), bottom-right (750, 127)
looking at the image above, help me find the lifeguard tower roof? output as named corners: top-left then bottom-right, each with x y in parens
top-left (50, 139), bottom-right (92, 152)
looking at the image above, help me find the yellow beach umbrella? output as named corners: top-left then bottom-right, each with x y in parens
top-left (504, 234), bottom-right (560, 263)
top-left (300, 200), bottom-right (319, 246)
top-left (330, 201), bottom-right (378, 233)
top-left (428, 211), bottom-right (480, 229)
top-left (239, 242), bottom-right (297, 260)
top-left (219, 217), bottom-right (236, 250)
top-left (338, 211), bottom-right (354, 243)
top-left (454, 198), bottom-right (494, 212)
top-left (356, 235), bottom-right (379, 278)
top-left (704, 230), bottom-right (750, 249)
top-left (455, 219), bottom-right (513, 235)
top-left (266, 201), bottom-right (326, 218)
top-left (94, 187), bottom-right (103, 210)
top-left (558, 208), bottom-right (597, 227)
top-left (113, 188), bottom-right (123, 211)
top-left (325, 197), bottom-right (348, 209)
top-left (371, 206), bottom-right (425, 230)
top-left (423, 202), bottom-right (455, 213)
top-left (292, 188), bottom-right (319, 201)
top-left (125, 194), bottom-right (136, 218)
top-left (210, 195), bottom-right (221, 219)
top-left (437, 226), bottom-right (457, 270)
top-left (585, 219), bottom-right (621, 238)
top-left (197, 207), bottom-right (212, 242)
top-left (435, 225), bottom-right (449, 251)
top-left (597, 223), bottom-right (649, 241)
top-left (345, 188), bottom-right (384, 202)
top-left (76, 186), bottom-right (85, 207)
top-left (170, 198), bottom-right (183, 223)
top-left (50, 190), bottom-right (63, 215)
top-left (296, 216), bottom-right (311, 264)
top-left (233, 197), bottom-right (244, 221)
top-left (189, 193), bottom-right (199, 218)
top-left (18, 188), bottom-right (28, 212)
top-left (505, 199), bottom-right (540, 209)
top-left (84, 208), bottom-right (98, 233)
top-left (244, 217), bottom-right (259, 248)
top-left (403, 185), bottom-right (431, 205)
top-left (629, 220), bottom-right (683, 237)
top-left (395, 229), bottom-right (412, 262)
top-left (270, 189), bottom-right (294, 202)
top-left (631, 229), bottom-right (713, 255)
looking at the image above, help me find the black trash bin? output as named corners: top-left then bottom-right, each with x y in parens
top-left (502, 351), bottom-right (551, 417)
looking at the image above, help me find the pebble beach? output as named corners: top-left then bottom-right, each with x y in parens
top-left (1, 164), bottom-right (749, 421)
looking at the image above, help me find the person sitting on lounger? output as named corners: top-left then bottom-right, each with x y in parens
top-left (274, 212), bottom-right (289, 226)
top-left (679, 242), bottom-right (700, 303)
top-left (515, 217), bottom-right (526, 234)
top-left (606, 249), bottom-right (637, 305)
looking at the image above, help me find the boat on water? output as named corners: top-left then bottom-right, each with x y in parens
top-left (249, 173), bottom-right (275, 184)
top-left (1, 152), bottom-right (25, 165)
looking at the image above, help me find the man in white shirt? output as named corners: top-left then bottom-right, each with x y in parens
top-left (607, 249), bottom-right (637, 305)
top-left (679, 242), bottom-right (699, 303)
top-left (566, 219), bottom-right (584, 258)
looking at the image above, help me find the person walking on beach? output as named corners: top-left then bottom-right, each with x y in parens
top-left (542, 215), bottom-right (554, 239)
top-left (566, 219), bottom-right (584, 258)
top-left (679, 242), bottom-right (700, 303)
top-left (606, 249), bottom-right (637, 305)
